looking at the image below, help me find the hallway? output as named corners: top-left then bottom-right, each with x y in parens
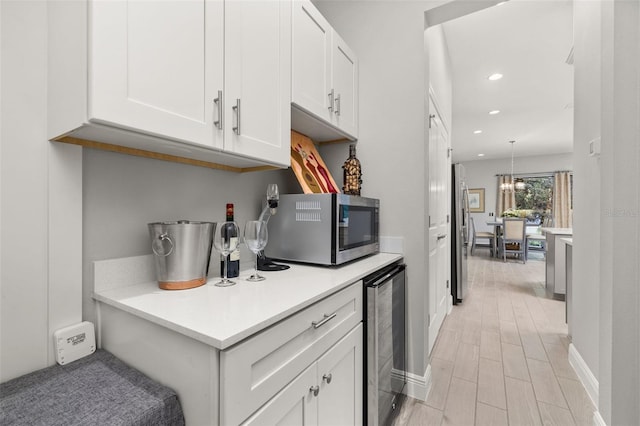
top-left (395, 249), bottom-right (596, 425)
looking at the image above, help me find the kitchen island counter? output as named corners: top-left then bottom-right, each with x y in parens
top-left (93, 252), bottom-right (402, 350)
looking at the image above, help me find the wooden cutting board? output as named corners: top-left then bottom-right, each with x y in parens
top-left (290, 131), bottom-right (340, 194)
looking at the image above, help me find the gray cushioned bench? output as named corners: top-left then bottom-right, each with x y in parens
top-left (0, 349), bottom-right (184, 426)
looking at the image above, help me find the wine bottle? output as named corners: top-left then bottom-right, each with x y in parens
top-left (220, 203), bottom-right (240, 278)
top-left (342, 144), bottom-right (362, 195)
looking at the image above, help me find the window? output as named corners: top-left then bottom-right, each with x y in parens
top-left (514, 176), bottom-right (554, 224)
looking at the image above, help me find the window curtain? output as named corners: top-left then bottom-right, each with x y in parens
top-left (496, 175), bottom-right (515, 216)
top-left (553, 171), bottom-right (572, 228)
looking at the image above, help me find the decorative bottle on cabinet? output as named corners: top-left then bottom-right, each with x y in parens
top-left (342, 144), bottom-right (362, 195)
top-left (220, 203), bottom-right (240, 278)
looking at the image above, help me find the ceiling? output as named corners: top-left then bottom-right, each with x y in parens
top-left (441, 0), bottom-right (574, 163)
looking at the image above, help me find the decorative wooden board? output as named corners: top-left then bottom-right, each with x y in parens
top-left (290, 131), bottom-right (340, 194)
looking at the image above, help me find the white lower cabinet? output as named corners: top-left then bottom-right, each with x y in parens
top-left (243, 324), bottom-right (363, 425)
top-left (97, 280), bottom-right (363, 425)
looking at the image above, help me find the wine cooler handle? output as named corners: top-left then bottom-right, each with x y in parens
top-left (232, 98), bottom-right (241, 135)
top-left (213, 90), bottom-right (223, 130)
top-left (328, 89), bottom-right (334, 112)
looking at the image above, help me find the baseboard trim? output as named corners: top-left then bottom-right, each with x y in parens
top-left (593, 410), bottom-right (606, 426)
top-left (568, 343), bottom-right (599, 407)
top-left (404, 364), bottom-right (432, 401)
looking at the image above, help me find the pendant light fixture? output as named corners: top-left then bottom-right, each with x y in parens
top-left (500, 140), bottom-right (526, 192)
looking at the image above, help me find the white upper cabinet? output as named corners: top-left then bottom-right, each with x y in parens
top-left (49, 0), bottom-right (291, 170)
top-left (90, 0), bottom-right (224, 149)
top-left (330, 33), bottom-right (358, 139)
top-left (224, 1), bottom-right (292, 166)
top-left (291, 0), bottom-right (358, 142)
top-left (292, 1), bottom-right (333, 124)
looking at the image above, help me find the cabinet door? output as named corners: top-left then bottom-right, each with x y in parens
top-left (242, 364), bottom-right (319, 426)
top-left (90, 0), bottom-right (223, 148)
top-left (331, 32), bottom-right (358, 138)
top-left (292, 0), bottom-right (333, 123)
top-left (224, 0), bottom-right (291, 167)
top-left (317, 324), bottom-right (363, 426)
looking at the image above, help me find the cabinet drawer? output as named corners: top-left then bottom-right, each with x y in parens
top-left (220, 281), bottom-right (362, 425)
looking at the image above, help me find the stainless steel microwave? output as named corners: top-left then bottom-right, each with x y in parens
top-left (265, 194), bottom-right (380, 265)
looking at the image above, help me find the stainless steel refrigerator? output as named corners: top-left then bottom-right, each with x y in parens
top-left (451, 163), bottom-right (469, 303)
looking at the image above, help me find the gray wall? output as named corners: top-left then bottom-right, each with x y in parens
top-left (461, 153), bottom-right (573, 234)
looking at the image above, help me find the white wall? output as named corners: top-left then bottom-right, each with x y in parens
top-left (461, 153), bottom-right (573, 233)
top-left (596, 1), bottom-right (640, 424)
top-left (82, 150), bottom-right (297, 325)
top-left (571, 0), bottom-right (601, 400)
top-left (1, 0), bottom-right (82, 381)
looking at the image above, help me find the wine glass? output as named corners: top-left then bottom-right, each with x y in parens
top-left (243, 220), bottom-right (268, 282)
top-left (212, 221), bottom-right (240, 287)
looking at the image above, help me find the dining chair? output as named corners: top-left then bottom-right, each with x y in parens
top-left (500, 218), bottom-right (527, 263)
top-left (470, 217), bottom-right (495, 257)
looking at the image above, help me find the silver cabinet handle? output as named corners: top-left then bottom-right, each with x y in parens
top-left (328, 89), bottom-right (334, 112)
top-left (310, 385), bottom-right (320, 396)
top-left (322, 373), bottom-right (332, 384)
top-left (437, 234), bottom-right (447, 240)
top-left (335, 93), bottom-right (341, 116)
top-left (232, 98), bottom-right (241, 135)
top-left (311, 313), bottom-right (336, 329)
top-left (213, 90), bottom-right (223, 130)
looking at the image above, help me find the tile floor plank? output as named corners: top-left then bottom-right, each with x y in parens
top-left (502, 342), bottom-right (531, 382)
top-left (442, 377), bottom-right (476, 426)
top-left (505, 377), bottom-right (543, 426)
top-left (526, 358), bottom-right (569, 408)
top-left (477, 357), bottom-right (506, 410)
top-left (538, 401), bottom-right (576, 426)
top-left (452, 342), bottom-right (480, 383)
top-left (426, 357), bottom-right (454, 411)
top-left (475, 402), bottom-right (508, 426)
top-left (557, 377), bottom-right (596, 426)
top-left (480, 330), bottom-right (502, 362)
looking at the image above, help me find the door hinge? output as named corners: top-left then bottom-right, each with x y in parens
top-left (447, 214), bottom-right (450, 223)
top-left (428, 114), bottom-right (435, 129)
top-left (446, 280), bottom-right (450, 289)
top-left (447, 147), bottom-right (453, 158)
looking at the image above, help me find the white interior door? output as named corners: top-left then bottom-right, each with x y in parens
top-left (428, 97), bottom-right (451, 354)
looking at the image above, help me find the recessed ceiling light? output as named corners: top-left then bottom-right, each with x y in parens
top-left (473, 130), bottom-right (483, 134)
top-left (478, 153), bottom-right (485, 157)
top-left (489, 110), bottom-right (501, 115)
top-left (488, 73), bottom-right (503, 81)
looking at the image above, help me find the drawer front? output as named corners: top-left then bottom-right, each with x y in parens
top-left (220, 281), bottom-right (362, 425)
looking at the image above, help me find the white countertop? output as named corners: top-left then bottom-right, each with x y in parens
top-left (541, 227), bottom-right (573, 235)
top-left (93, 252), bottom-right (402, 350)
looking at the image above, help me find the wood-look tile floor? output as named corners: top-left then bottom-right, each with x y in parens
top-left (394, 248), bottom-right (596, 426)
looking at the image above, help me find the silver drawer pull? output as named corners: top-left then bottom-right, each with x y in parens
top-left (322, 373), bottom-right (332, 384)
top-left (311, 313), bottom-right (337, 329)
top-left (310, 385), bottom-right (320, 396)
